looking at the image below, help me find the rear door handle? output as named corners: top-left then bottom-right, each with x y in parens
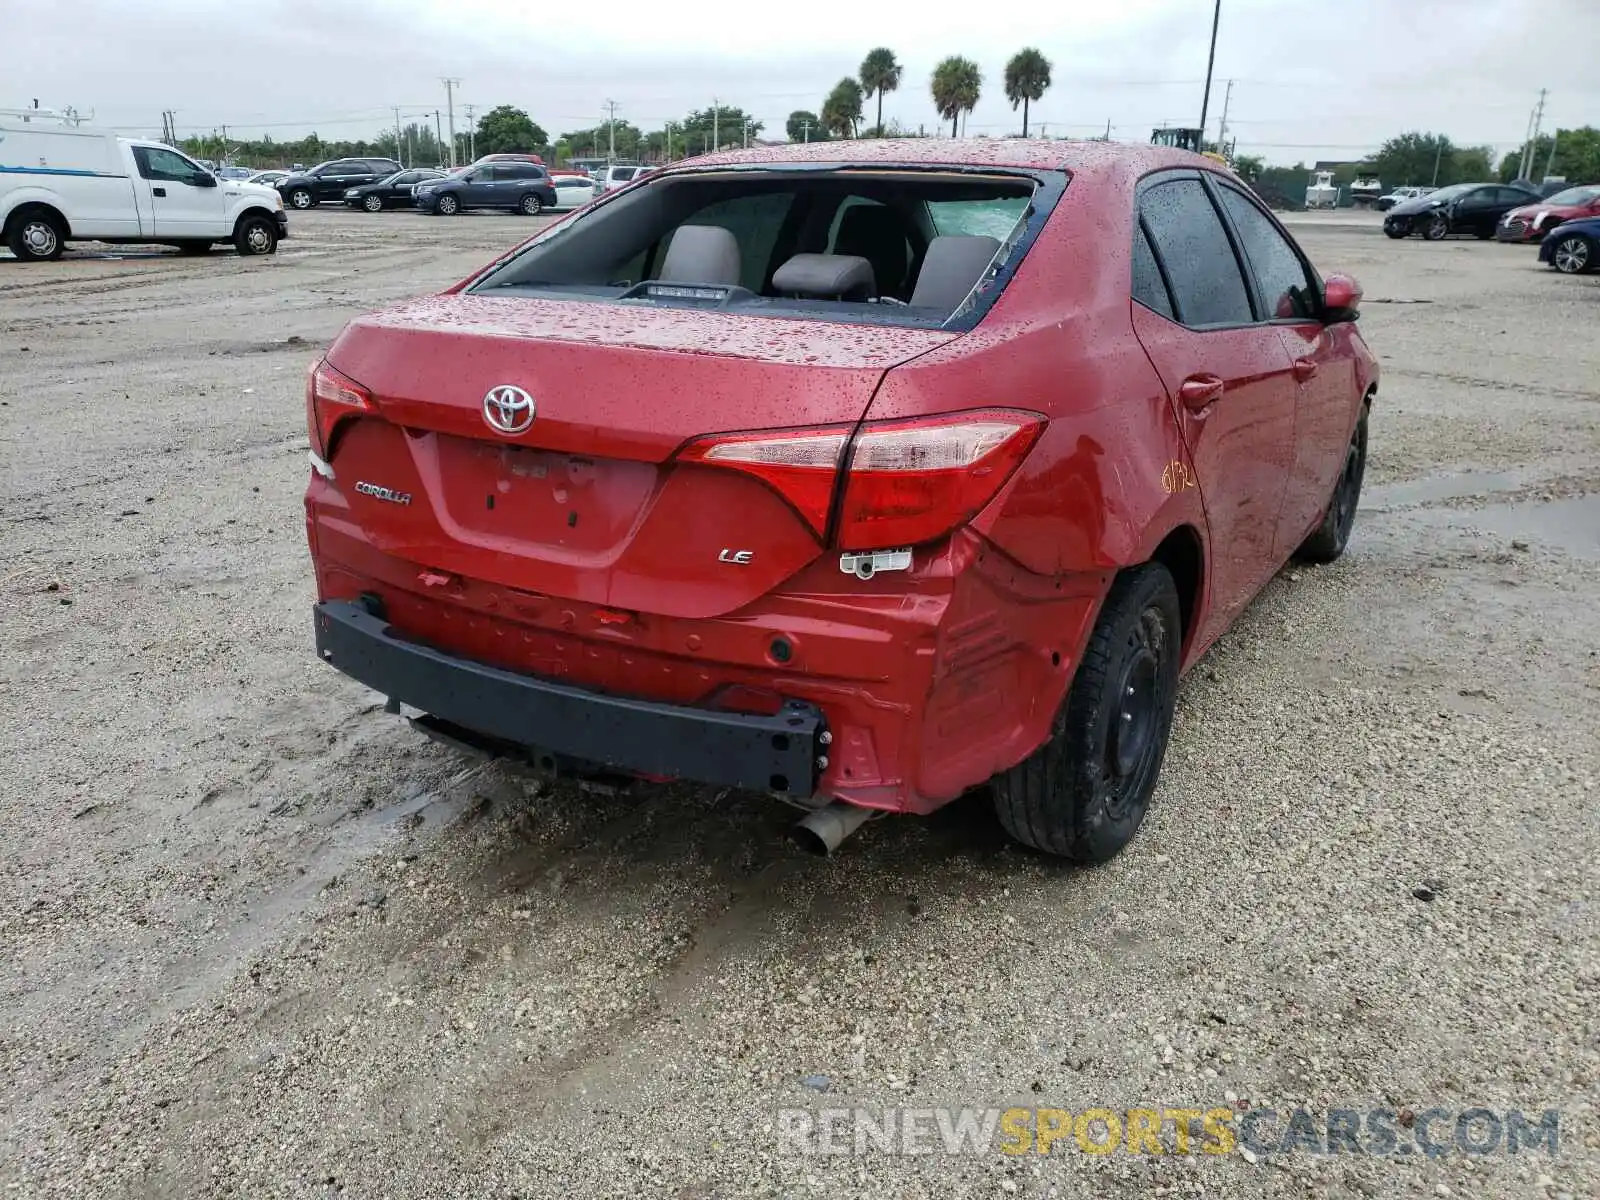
top-left (1178, 375), bottom-right (1225, 411)
top-left (152, 187), bottom-right (166, 198)
top-left (1293, 358), bottom-right (1319, 381)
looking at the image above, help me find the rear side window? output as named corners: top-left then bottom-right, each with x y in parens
top-left (1215, 187), bottom-right (1318, 320)
top-left (1139, 179), bottom-right (1254, 327)
top-left (927, 197), bottom-right (1028, 239)
top-left (1131, 223), bottom-right (1175, 319)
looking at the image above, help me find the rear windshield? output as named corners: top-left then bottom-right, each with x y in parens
top-left (467, 165), bottom-right (1065, 330)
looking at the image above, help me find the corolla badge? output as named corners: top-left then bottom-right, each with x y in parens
top-left (483, 384), bottom-right (535, 435)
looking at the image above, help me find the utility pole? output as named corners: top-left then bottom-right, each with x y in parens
top-left (712, 97), bottom-right (719, 152)
top-left (442, 78), bottom-right (461, 168)
top-left (1528, 87), bottom-right (1547, 178)
top-left (604, 99), bottom-right (618, 163)
top-left (1542, 130), bottom-right (1559, 182)
top-left (1197, 0), bottom-right (1223, 139)
top-left (393, 107), bottom-right (404, 166)
top-left (1430, 139), bottom-right (1443, 187)
top-left (1519, 89), bottom-right (1546, 180)
top-left (464, 104), bottom-right (475, 162)
top-left (434, 110), bottom-right (444, 167)
top-left (1216, 79), bottom-right (1234, 151)
top-left (801, 118), bottom-right (810, 144)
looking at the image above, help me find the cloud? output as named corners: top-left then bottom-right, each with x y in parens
top-left (10, 0), bottom-right (1598, 163)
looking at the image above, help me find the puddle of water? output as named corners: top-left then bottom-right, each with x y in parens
top-left (1399, 494), bottom-right (1600, 559)
top-left (1368, 468), bottom-right (1540, 510)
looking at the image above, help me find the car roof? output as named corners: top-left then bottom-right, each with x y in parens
top-left (675, 137), bottom-right (1204, 177)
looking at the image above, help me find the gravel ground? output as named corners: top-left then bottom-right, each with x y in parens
top-left (1, 209), bottom-right (1597, 1199)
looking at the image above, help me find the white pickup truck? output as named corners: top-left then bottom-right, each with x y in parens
top-left (1, 115), bottom-right (288, 262)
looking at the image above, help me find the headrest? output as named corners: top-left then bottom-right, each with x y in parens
top-left (770, 253), bottom-right (876, 301)
top-left (658, 224), bottom-right (742, 285)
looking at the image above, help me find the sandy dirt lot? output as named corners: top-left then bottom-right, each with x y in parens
top-left (1, 208), bottom-right (1597, 1199)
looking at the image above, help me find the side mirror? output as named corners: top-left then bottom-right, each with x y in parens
top-left (197, 173), bottom-right (219, 188)
top-left (1322, 273), bottom-right (1362, 323)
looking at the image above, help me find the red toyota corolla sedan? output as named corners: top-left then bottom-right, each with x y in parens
top-left (305, 139), bottom-right (1377, 861)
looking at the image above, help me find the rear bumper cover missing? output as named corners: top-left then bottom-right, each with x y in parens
top-left (313, 600), bottom-right (825, 796)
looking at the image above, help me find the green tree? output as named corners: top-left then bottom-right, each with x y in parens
top-left (786, 110), bottom-right (827, 143)
top-left (931, 56), bottom-right (982, 137)
top-left (1370, 132), bottom-right (1455, 188)
top-left (859, 48), bottom-right (902, 139)
top-left (676, 105), bottom-right (760, 154)
top-left (1499, 126), bottom-right (1600, 183)
top-left (1453, 145), bottom-right (1495, 182)
top-left (475, 105), bottom-right (548, 156)
top-left (1003, 48), bottom-right (1052, 137)
top-left (821, 78), bottom-right (864, 139)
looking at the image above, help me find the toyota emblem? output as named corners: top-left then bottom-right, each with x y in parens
top-left (482, 385), bottom-right (535, 435)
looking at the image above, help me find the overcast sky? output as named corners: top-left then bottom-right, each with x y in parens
top-left (12, 0), bottom-right (1599, 166)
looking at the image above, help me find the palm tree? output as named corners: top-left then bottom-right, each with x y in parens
top-left (1004, 48), bottom-right (1053, 138)
top-left (821, 78), bottom-right (865, 139)
top-left (930, 56), bottom-right (982, 138)
top-left (859, 48), bottom-right (903, 138)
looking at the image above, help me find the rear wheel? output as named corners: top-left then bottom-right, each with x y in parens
top-left (435, 194), bottom-right (459, 215)
top-left (518, 193), bottom-right (543, 216)
top-left (1551, 233), bottom-right (1594, 274)
top-left (993, 562), bottom-right (1182, 863)
top-left (7, 209), bottom-right (66, 261)
top-left (234, 214), bottom-right (278, 256)
top-left (1296, 409), bottom-right (1369, 563)
top-left (1423, 214), bottom-right (1450, 241)
top-left (362, 194), bottom-right (384, 213)
top-left (287, 188), bottom-right (314, 210)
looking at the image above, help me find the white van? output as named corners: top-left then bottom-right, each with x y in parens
top-left (1, 113), bottom-right (287, 262)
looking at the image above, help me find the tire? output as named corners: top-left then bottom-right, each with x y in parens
top-left (1551, 233), bottom-right (1594, 275)
top-left (993, 562), bottom-right (1182, 863)
top-left (518, 193), bottom-right (543, 216)
top-left (1295, 409), bottom-right (1369, 564)
top-left (7, 209), bottom-right (66, 262)
top-left (435, 194), bottom-right (459, 215)
top-left (362, 194), bottom-right (384, 213)
top-left (287, 189), bottom-right (314, 210)
top-left (234, 214), bottom-right (278, 256)
top-left (1422, 214), bottom-right (1450, 241)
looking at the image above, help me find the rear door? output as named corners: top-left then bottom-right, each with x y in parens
top-left (1129, 173), bottom-right (1300, 645)
top-left (131, 145), bottom-right (228, 237)
top-left (1212, 183), bottom-right (1356, 556)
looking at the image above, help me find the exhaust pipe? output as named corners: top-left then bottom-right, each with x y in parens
top-left (791, 802), bottom-right (874, 856)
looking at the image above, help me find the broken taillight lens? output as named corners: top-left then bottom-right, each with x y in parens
top-left (306, 359), bottom-right (373, 460)
top-left (676, 409), bottom-right (1044, 551)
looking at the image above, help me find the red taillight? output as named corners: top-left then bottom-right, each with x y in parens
top-left (306, 359), bottom-right (373, 459)
top-left (676, 409), bottom-right (1044, 551)
top-left (675, 425), bottom-right (851, 537)
top-left (836, 412), bottom-right (1044, 549)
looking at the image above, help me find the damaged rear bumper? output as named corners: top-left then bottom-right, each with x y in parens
top-left (315, 599), bottom-right (827, 797)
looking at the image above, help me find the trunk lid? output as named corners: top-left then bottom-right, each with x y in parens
top-left (324, 294), bottom-right (956, 619)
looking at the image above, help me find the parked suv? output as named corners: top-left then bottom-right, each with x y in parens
top-left (413, 162), bottom-right (557, 215)
top-left (306, 140), bottom-right (1377, 861)
top-left (276, 158), bottom-right (402, 210)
